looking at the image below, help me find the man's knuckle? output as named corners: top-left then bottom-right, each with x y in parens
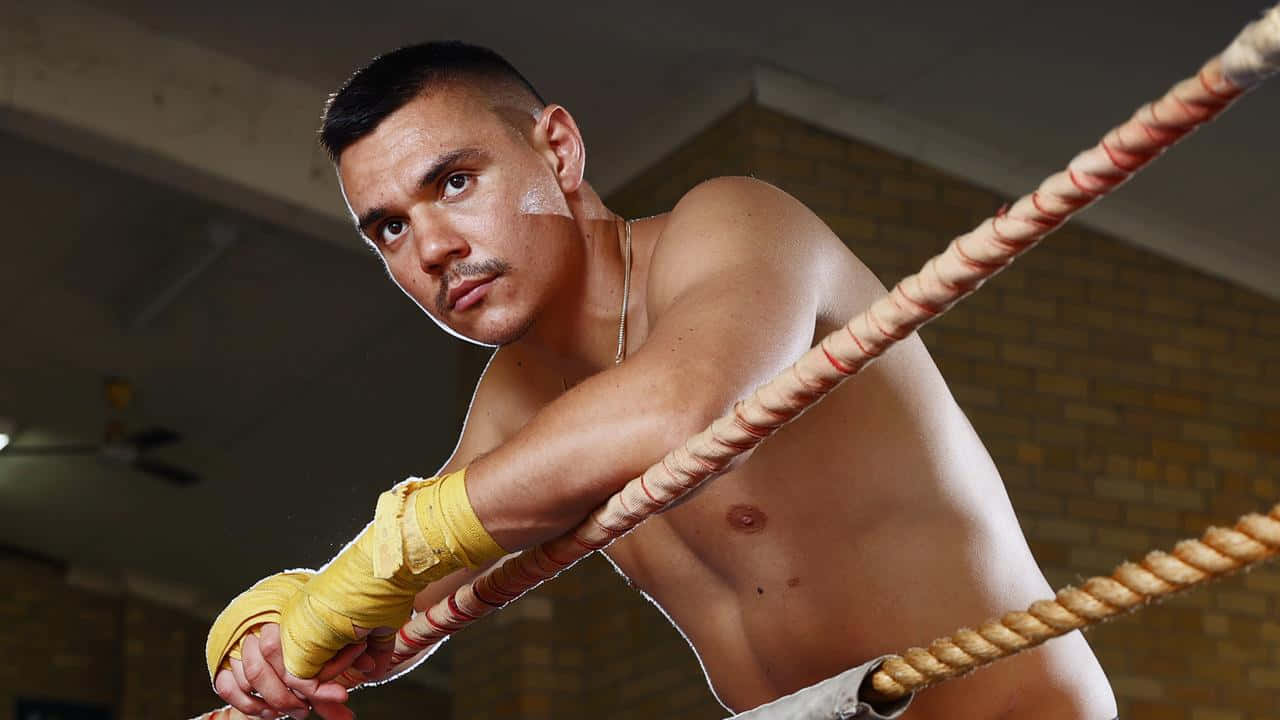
top-left (243, 656), bottom-right (265, 679)
top-left (259, 634), bottom-right (280, 653)
top-left (214, 673), bottom-right (235, 697)
top-left (286, 677), bottom-right (316, 695)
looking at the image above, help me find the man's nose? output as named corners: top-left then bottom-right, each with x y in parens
top-left (414, 223), bottom-right (470, 276)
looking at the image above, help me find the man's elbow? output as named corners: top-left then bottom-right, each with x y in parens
top-left (567, 400), bottom-right (713, 504)
top-left (653, 390), bottom-right (754, 475)
top-left (529, 391), bottom-right (749, 541)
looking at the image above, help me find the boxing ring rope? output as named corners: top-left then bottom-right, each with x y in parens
top-left (860, 505), bottom-right (1280, 704)
top-left (195, 5), bottom-right (1279, 718)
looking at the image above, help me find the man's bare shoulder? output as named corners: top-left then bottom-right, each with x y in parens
top-left (645, 176), bottom-right (852, 318)
top-left (451, 345), bottom-right (558, 461)
top-left (661, 175), bottom-right (831, 250)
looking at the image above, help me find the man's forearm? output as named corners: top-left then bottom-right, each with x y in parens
top-left (465, 357), bottom-right (716, 552)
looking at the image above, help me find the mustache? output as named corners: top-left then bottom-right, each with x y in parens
top-left (437, 258), bottom-right (511, 313)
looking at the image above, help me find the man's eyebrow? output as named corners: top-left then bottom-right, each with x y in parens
top-left (418, 147), bottom-right (487, 190)
top-left (355, 148), bottom-right (488, 234)
top-left (356, 207), bottom-right (388, 236)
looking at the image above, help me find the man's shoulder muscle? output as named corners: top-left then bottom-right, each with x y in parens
top-left (646, 176), bottom-right (844, 321)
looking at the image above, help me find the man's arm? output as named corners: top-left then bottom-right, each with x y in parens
top-left (257, 177), bottom-right (848, 682)
top-left (467, 176), bottom-right (841, 550)
top-left (397, 346), bottom-right (537, 656)
top-left (211, 349), bottom-right (533, 714)
top-left (386, 176), bottom-right (835, 675)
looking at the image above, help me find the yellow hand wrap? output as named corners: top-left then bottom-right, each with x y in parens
top-left (205, 571), bottom-right (313, 682)
top-left (279, 468), bottom-right (506, 678)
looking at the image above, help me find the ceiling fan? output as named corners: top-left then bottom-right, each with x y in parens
top-left (0, 378), bottom-right (201, 486)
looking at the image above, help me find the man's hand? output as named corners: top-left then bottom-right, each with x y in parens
top-left (212, 623), bottom-right (373, 720)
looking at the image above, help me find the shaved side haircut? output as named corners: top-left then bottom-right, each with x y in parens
top-left (319, 41), bottom-right (547, 162)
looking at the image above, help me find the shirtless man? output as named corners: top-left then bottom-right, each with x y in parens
top-left (210, 42), bottom-right (1117, 719)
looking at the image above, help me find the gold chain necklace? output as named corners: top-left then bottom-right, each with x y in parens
top-left (614, 218), bottom-right (632, 365)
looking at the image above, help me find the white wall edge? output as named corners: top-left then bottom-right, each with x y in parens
top-left (752, 64), bottom-right (1280, 301)
top-left (592, 67), bottom-right (756, 198)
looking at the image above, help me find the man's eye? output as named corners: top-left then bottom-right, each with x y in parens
top-left (443, 173), bottom-right (471, 198)
top-left (379, 219), bottom-right (408, 244)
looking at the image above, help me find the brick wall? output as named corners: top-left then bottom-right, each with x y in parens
top-left (2, 551), bottom-right (122, 720)
top-left (0, 549), bottom-right (219, 720)
top-left (0, 548), bottom-right (448, 719)
top-left (449, 100), bottom-right (1280, 719)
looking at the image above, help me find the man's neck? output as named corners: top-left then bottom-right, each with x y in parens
top-left (520, 182), bottom-right (631, 381)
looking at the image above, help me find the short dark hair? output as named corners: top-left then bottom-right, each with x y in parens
top-left (319, 41), bottom-right (546, 162)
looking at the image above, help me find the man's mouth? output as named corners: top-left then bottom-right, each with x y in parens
top-left (448, 276), bottom-right (497, 311)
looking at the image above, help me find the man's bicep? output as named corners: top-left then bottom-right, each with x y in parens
top-left (635, 178), bottom-right (829, 421)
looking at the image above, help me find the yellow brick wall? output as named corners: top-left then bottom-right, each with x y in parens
top-left (0, 550), bottom-right (220, 720)
top-left (447, 101), bottom-right (1280, 719)
top-left (2, 552), bottom-right (123, 720)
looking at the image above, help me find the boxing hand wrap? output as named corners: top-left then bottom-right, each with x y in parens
top-left (205, 571), bottom-right (313, 682)
top-left (279, 468), bottom-right (506, 678)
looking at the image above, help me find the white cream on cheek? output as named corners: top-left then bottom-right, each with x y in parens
top-left (517, 176), bottom-right (572, 217)
top-left (518, 184), bottom-right (550, 214)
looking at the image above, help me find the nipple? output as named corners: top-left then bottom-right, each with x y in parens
top-left (726, 504), bottom-right (767, 534)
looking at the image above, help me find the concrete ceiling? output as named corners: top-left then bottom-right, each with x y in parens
top-left (87, 0), bottom-right (1279, 284)
top-left (0, 0), bottom-right (1276, 625)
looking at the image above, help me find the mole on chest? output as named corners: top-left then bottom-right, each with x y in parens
top-left (726, 504), bottom-right (767, 534)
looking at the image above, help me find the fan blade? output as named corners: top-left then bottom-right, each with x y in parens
top-left (134, 458), bottom-right (201, 486)
top-left (1, 444), bottom-right (99, 456)
top-left (127, 427), bottom-right (182, 451)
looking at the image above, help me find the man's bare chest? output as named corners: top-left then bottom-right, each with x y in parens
top-left (605, 381), bottom-right (908, 588)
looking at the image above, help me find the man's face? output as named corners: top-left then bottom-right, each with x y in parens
top-left (338, 88), bottom-right (576, 345)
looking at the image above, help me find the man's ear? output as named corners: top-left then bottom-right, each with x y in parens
top-left (532, 105), bottom-right (586, 194)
